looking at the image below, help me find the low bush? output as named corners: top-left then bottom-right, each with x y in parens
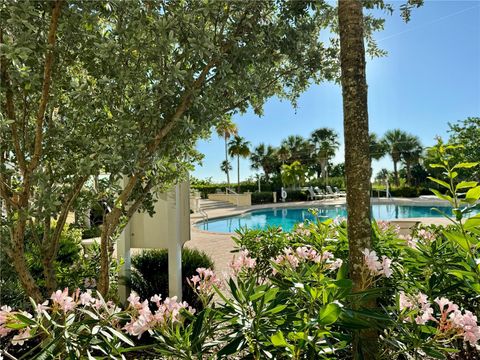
top-left (388, 186), bottom-right (432, 197)
top-left (280, 189), bottom-right (308, 202)
top-left (127, 248), bottom-right (214, 310)
top-left (251, 191), bottom-right (274, 204)
top-left (1, 223), bottom-right (85, 308)
top-left (192, 182), bottom-right (275, 198)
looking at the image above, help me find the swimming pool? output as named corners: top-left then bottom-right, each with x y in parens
top-left (196, 204), bottom-right (475, 233)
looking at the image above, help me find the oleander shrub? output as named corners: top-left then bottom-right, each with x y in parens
top-left (127, 248), bottom-right (214, 310)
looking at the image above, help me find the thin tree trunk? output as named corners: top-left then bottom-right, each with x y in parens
top-left (10, 213), bottom-right (43, 302)
top-left (406, 162), bottom-right (412, 186)
top-left (225, 137), bottom-right (230, 187)
top-left (338, 0), bottom-right (377, 358)
top-left (393, 160), bottom-right (399, 186)
top-left (237, 155), bottom-right (240, 193)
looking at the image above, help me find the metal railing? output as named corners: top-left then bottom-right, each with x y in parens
top-left (225, 187), bottom-right (238, 195)
top-left (199, 208), bottom-right (209, 230)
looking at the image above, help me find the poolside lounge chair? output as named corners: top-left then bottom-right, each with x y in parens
top-left (307, 187), bottom-right (323, 201)
top-left (315, 187), bottom-right (335, 199)
top-left (326, 186), bottom-right (339, 198)
top-left (334, 186), bottom-right (346, 197)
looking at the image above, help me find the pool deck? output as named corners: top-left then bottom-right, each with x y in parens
top-left (185, 197), bottom-right (453, 276)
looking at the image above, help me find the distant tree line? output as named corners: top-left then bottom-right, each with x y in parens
top-left (212, 117), bottom-right (479, 192)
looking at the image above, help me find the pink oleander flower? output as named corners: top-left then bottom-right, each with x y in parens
top-left (127, 292), bottom-right (142, 309)
top-left (380, 256), bottom-right (393, 278)
top-left (124, 293), bottom-right (195, 339)
top-left (0, 305), bottom-right (12, 324)
top-left (321, 251), bottom-right (334, 261)
top-left (79, 290), bottom-right (95, 306)
top-left (329, 258), bottom-right (343, 271)
top-left (35, 300), bottom-right (49, 314)
top-left (296, 246), bottom-right (322, 263)
top-left (450, 310), bottom-right (480, 345)
top-left (400, 234), bottom-right (418, 249)
top-left (230, 250), bottom-right (257, 274)
top-left (415, 306), bottom-right (434, 325)
top-left (399, 291), bottom-right (414, 311)
top-left (362, 249), bottom-right (393, 278)
top-left (0, 305), bottom-right (13, 337)
top-left (84, 277), bottom-right (97, 288)
top-left (435, 297), bottom-right (458, 316)
top-left (150, 294), bottom-right (162, 306)
top-left (418, 229), bottom-right (435, 242)
top-left (11, 327), bottom-right (31, 346)
top-left (188, 268), bottom-right (222, 295)
top-left (50, 288), bottom-right (76, 313)
top-left (362, 248), bottom-right (382, 274)
top-left (295, 223), bottom-right (311, 237)
top-left (273, 247), bottom-right (300, 271)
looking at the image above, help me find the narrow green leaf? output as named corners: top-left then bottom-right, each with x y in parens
top-left (464, 215), bottom-right (480, 231)
top-left (452, 162), bottom-right (479, 170)
top-left (430, 189), bottom-right (452, 203)
top-left (455, 181), bottom-right (477, 191)
top-left (427, 177), bottom-right (451, 190)
top-left (108, 327), bottom-right (134, 346)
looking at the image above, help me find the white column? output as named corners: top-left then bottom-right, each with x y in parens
top-left (117, 220), bottom-right (131, 304)
top-left (168, 183), bottom-right (183, 300)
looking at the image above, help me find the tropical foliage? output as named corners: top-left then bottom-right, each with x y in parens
top-left (3, 161), bottom-right (479, 358)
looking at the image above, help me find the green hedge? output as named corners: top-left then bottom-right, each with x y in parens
top-left (388, 187), bottom-right (432, 198)
top-left (251, 192), bottom-right (274, 204)
top-left (192, 183), bottom-right (276, 198)
top-left (126, 248), bottom-right (214, 310)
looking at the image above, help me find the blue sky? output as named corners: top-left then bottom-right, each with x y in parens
top-left (193, 0), bottom-right (480, 183)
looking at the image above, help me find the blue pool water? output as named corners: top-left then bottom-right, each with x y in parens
top-left (196, 204), bottom-right (475, 233)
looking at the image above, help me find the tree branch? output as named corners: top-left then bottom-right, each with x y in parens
top-left (0, 29), bottom-right (27, 174)
top-left (49, 175), bottom-right (88, 258)
top-left (29, 0), bottom-right (63, 172)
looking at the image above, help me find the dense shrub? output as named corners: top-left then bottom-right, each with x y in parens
top-left (80, 225), bottom-right (102, 239)
top-left (251, 191), bottom-right (274, 204)
top-left (192, 182), bottom-right (272, 198)
top-left (280, 189), bottom-right (308, 201)
top-left (127, 248), bottom-right (214, 310)
top-left (0, 223), bottom-right (85, 307)
top-left (388, 186), bottom-right (431, 197)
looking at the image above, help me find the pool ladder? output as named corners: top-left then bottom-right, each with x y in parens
top-left (199, 208), bottom-right (209, 230)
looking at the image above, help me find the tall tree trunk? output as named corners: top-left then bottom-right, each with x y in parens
top-left (225, 137), bottom-right (230, 187)
top-left (237, 155), bottom-right (240, 193)
top-left (406, 162), bottom-right (412, 186)
top-left (393, 160), bottom-right (399, 186)
top-left (338, 0), bottom-right (377, 358)
top-left (10, 214), bottom-right (43, 302)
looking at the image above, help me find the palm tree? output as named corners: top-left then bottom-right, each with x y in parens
top-left (382, 129), bottom-right (409, 186)
top-left (401, 135), bottom-right (423, 186)
top-left (281, 161), bottom-right (306, 189)
top-left (276, 145), bottom-right (290, 165)
top-left (310, 128), bottom-right (340, 180)
top-left (339, 0), bottom-right (377, 356)
top-left (228, 135), bottom-right (251, 193)
top-left (220, 160), bottom-right (232, 181)
top-left (250, 143), bottom-right (277, 180)
top-left (369, 132), bottom-right (387, 161)
top-left (280, 135), bottom-right (313, 165)
top-left (215, 118), bottom-right (238, 187)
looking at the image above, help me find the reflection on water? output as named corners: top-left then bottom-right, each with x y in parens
top-left (198, 204), bottom-right (477, 233)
